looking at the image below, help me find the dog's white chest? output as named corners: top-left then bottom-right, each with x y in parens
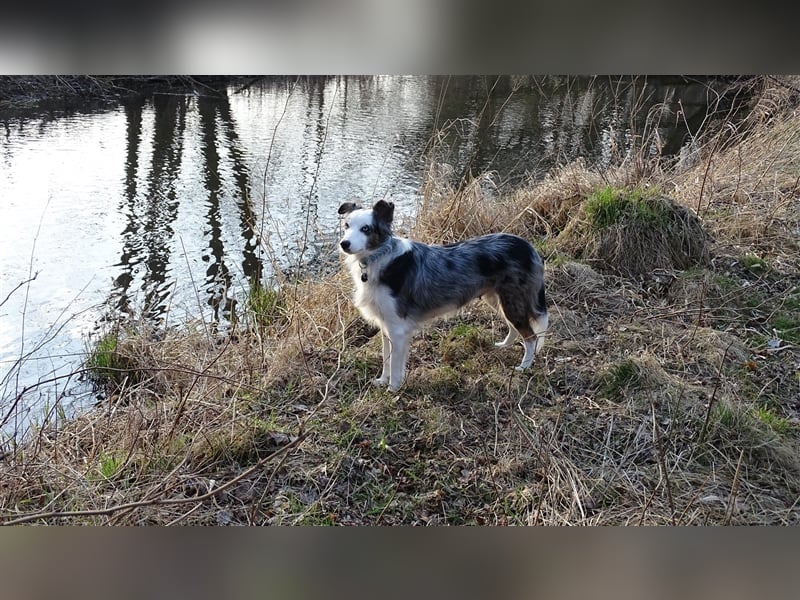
top-left (353, 276), bottom-right (396, 326)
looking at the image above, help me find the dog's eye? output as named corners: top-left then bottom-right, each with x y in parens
top-left (360, 225), bottom-right (371, 234)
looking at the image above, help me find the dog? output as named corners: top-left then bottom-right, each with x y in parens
top-left (338, 199), bottom-right (548, 392)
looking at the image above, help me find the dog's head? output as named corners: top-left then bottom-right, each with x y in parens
top-left (338, 200), bottom-right (394, 256)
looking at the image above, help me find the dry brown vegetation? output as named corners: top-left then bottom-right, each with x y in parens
top-left (2, 76), bottom-right (800, 525)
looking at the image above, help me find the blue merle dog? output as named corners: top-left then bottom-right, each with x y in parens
top-left (338, 200), bottom-right (548, 391)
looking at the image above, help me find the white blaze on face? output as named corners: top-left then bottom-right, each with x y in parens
top-left (341, 209), bottom-right (375, 255)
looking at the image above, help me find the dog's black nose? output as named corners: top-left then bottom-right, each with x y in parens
top-left (340, 240), bottom-right (351, 251)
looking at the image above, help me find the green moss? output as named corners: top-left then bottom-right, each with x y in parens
top-left (353, 478), bottom-right (399, 520)
top-left (100, 452), bottom-right (123, 479)
top-left (87, 334), bottom-right (117, 373)
top-left (756, 405), bottom-right (791, 435)
top-left (87, 451), bottom-right (124, 482)
top-left (427, 365), bottom-right (462, 388)
top-left (334, 421), bottom-right (364, 449)
top-left (784, 287), bottom-right (800, 311)
top-left (770, 313), bottom-right (800, 344)
top-left (742, 254), bottom-right (769, 274)
top-left (584, 185), bottom-right (665, 230)
top-left (286, 495), bottom-right (337, 526)
top-left (544, 250), bottom-right (572, 267)
top-left (449, 322), bottom-right (481, 339)
top-left (703, 400), bottom-right (797, 470)
top-left (714, 403), bottom-right (739, 429)
top-left (438, 322), bottom-right (486, 365)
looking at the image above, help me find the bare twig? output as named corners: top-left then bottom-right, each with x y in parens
top-left (696, 341), bottom-right (734, 447)
top-left (651, 399), bottom-right (676, 526)
top-left (723, 449), bottom-right (745, 525)
top-left (0, 273), bottom-right (39, 309)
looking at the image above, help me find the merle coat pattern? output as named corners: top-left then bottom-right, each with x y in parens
top-left (338, 200), bottom-right (548, 391)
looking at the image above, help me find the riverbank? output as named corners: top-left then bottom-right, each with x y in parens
top-left (0, 75), bottom-right (268, 111)
top-left (1, 76), bottom-right (799, 525)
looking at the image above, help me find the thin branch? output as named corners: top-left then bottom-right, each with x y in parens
top-left (0, 273), bottom-right (38, 308)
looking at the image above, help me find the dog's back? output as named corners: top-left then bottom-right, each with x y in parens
top-left (379, 233), bottom-right (546, 324)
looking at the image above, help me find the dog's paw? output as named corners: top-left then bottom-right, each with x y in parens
top-left (374, 378), bottom-right (401, 393)
top-left (515, 364), bottom-right (533, 372)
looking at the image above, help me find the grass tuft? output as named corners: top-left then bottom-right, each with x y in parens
top-left (85, 331), bottom-right (132, 390)
top-left (245, 278), bottom-right (286, 332)
top-left (584, 185), bottom-right (666, 229)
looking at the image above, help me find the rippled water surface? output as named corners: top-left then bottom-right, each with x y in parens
top-left (0, 75), bottom-right (737, 429)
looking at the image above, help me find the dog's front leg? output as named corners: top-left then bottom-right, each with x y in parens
top-left (387, 333), bottom-right (410, 392)
top-left (373, 331), bottom-right (392, 387)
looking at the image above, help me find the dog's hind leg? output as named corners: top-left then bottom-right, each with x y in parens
top-left (495, 327), bottom-right (519, 348)
top-left (517, 335), bottom-right (539, 370)
top-left (517, 309), bottom-right (549, 370)
top-left (485, 292), bottom-right (520, 348)
top-left (496, 290), bottom-right (547, 370)
top-left (532, 311), bottom-right (549, 355)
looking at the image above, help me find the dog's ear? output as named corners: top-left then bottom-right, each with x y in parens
top-left (373, 200), bottom-right (395, 224)
top-left (338, 202), bottom-right (361, 215)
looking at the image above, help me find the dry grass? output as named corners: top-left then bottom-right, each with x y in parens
top-left (669, 76), bottom-right (800, 260)
top-left (2, 76), bottom-right (800, 525)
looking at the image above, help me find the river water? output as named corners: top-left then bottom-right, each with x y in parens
top-left (0, 75), bottom-right (746, 432)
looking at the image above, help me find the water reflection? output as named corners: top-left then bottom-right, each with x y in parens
top-left (110, 91), bottom-right (264, 326)
top-left (113, 94), bottom-right (186, 321)
top-left (215, 92), bottom-right (262, 286)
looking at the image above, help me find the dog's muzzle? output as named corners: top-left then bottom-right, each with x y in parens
top-left (340, 240), bottom-right (352, 253)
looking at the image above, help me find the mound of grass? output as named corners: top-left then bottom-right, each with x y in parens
top-left (666, 268), bottom-right (759, 330)
top-left (741, 254), bottom-right (770, 275)
top-left (770, 289), bottom-right (800, 344)
top-left (438, 322), bottom-right (487, 365)
top-left (602, 358), bottom-right (648, 398)
top-left (86, 333), bottom-right (119, 378)
top-left (557, 186), bottom-right (711, 277)
top-left (599, 355), bottom-right (676, 405)
top-left (90, 452), bottom-right (124, 482)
